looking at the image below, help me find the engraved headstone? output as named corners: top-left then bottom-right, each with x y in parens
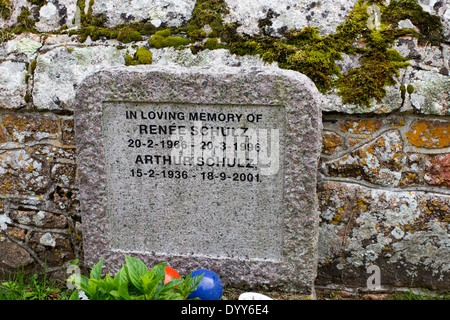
top-left (74, 65), bottom-right (322, 294)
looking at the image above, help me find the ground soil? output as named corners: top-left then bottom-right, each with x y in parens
top-left (222, 287), bottom-right (399, 300)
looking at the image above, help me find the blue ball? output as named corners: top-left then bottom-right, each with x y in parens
top-left (187, 269), bottom-right (223, 300)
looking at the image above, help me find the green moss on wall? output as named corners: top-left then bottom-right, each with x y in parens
top-left (16, 6), bottom-right (36, 31)
top-left (117, 27), bottom-right (142, 43)
top-left (27, 0), bottom-right (47, 6)
top-left (382, 0), bottom-right (445, 46)
top-left (223, 0), bottom-right (438, 107)
top-left (256, 27), bottom-right (343, 93)
top-left (400, 84), bottom-right (407, 100)
top-left (203, 37), bottom-right (227, 50)
top-left (186, 0), bottom-right (229, 36)
top-left (1, 0), bottom-right (445, 108)
top-left (0, 0), bottom-right (13, 20)
top-left (337, 49), bottom-right (410, 106)
top-left (30, 58), bottom-right (37, 74)
top-left (148, 29), bottom-right (191, 49)
top-left (125, 47), bottom-right (153, 66)
top-left (71, 0), bottom-right (444, 107)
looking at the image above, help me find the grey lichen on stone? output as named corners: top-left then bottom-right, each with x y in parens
top-left (90, 0), bottom-right (197, 28)
top-left (12, 37), bottom-right (42, 54)
top-left (33, 45), bottom-right (126, 111)
top-left (224, 0), bottom-right (358, 37)
top-left (0, 60), bottom-right (28, 109)
top-left (390, 221), bottom-right (450, 277)
top-left (151, 47), bottom-right (273, 68)
top-left (408, 69), bottom-right (450, 115)
top-left (318, 183), bottom-right (450, 277)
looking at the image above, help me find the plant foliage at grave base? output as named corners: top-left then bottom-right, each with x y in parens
top-left (0, 269), bottom-right (67, 300)
top-left (67, 255), bottom-right (203, 300)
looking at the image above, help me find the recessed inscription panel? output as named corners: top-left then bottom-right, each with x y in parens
top-left (103, 102), bottom-right (285, 261)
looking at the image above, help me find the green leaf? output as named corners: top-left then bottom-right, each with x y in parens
top-left (150, 262), bottom-right (167, 277)
top-left (163, 278), bottom-right (184, 291)
top-left (115, 265), bottom-right (130, 283)
top-left (141, 274), bottom-right (165, 299)
top-left (189, 274), bottom-right (204, 292)
top-left (69, 258), bottom-right (79, 266)
top-left (180, 273), bottom-right (204, 299)
top-left (89, 279), bottom-right (114, 294)
top-left (90, 259), bottom-right (104, 280)
top-left (109, 290), bottom-right (121, 300)
top-left (139, 272), bottom-right (155, 289)
top-left (160, 292), bottom-right (184, 300)
top-left (23, 291), bottom-right (37, 298)
top-left (117, 281), bottom-right (130, 300)
top-left (125, 255), bottom-right (149, 292)
top-left (68, 273), bottom-right (91, 293)
top-left (69, 289), bottom-right (80, 300)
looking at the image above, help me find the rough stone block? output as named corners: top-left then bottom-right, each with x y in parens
top-left (74, 65), bottom-right (322, 294)
top-left (406, 69), bottom-right (450, 115)
top-left (91, 0), bottom-right (196, 28)
top-left (0, 114), bottom-right (59, 144)
top-left (424, 154), bottom-right (450, 187)
top-left (0, 240), bottom-right (33, 270)
top-left (0, 149), bottom-right (50, 195)
top-left (225, 0), bottom-right (357, 36)
top-left (322, 130), bottom-right (404, 187)
top-left (33, 46), bottom-right (125, 111)
top-left (0, 61), bottom-right (27, 110)
top-left (405, 120), bottom-right (450, 149)
top-left (60, 119), bottom-right (75, 146)
top-left (50, 162), bottom-right (77, 187)
top-left (317, 181), bottom-right (450, 290)
top-left (10, 210), bottom-right (68, 229)
top-left (339, 119), bottom-right (383, 135)
top-left (322, 131), bottom-right (343, 155)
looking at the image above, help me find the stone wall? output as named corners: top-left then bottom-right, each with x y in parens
top-left (318, 114), bottom-right (449, 290)
top-left (0, 0), bottom-right (448, 291)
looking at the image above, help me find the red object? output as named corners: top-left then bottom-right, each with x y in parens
top-left (164, 266), bottom-right (180, 284)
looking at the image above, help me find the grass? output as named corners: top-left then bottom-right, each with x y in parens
top-left (0, 269), bottom-right (72, 300)
top-left (393, 288), bottom-right (450, 300)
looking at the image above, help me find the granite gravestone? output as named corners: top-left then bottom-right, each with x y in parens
top-left (74, 65), bottom-right (322, 294)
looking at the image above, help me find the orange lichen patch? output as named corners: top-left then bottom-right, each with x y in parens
top-left (0, 126), bottom-right (7, 143)
top-left (400, 172), bottom-right (419, 187)
top-left (1, 114), bottom-right (59, 143)
top-left (7, 226), bottom-right (26, 241)
top-left (330, 214), bottom-right (342, 225)
top-left (402, 197), bottom-right (450, 232)
top-left (356, 198), bottom-right (367, 211)
top-left (324, 131), bottom-right (404, 186)
top-left (322, 132), bottom-right (343, 155)
top-left (339, 119), bottom-right (383, 134)
top-left (405, 120), bottom-right (450, 149)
